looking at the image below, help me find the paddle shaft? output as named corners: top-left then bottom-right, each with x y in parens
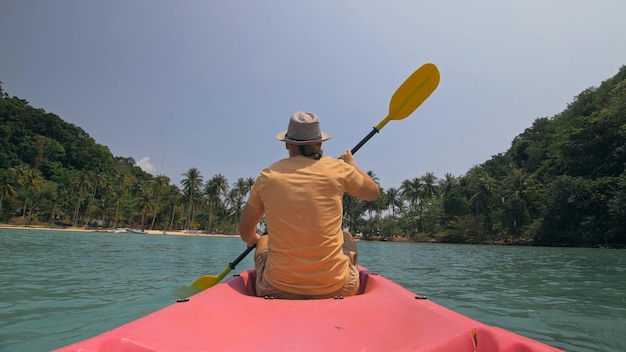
top-left (230, 245), bottom-right (255, 269)
top-left (351, 128), bottom-right (378, 155)
top-left (217, 245), bottom-right (255, 280)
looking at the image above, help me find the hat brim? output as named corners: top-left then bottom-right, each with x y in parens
top-left (276, 131), bottom-right (332, 145)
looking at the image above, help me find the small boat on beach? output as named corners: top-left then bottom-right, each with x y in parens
top-left (55, 267), bottom-right (563, 352)
top-left (125, 228), bottom-right (146, 234)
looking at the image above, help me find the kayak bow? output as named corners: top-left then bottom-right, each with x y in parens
top-left (56, 267), bottom-right (563, 352)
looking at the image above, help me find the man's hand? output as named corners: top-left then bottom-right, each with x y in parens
top-left (338, 149), bottom-right (356, 166)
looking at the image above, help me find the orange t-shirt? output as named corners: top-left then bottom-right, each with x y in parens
top-left (246, 155), bottom-right (364, 295)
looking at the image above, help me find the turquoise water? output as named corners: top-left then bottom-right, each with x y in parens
top-left (1, 229), bottom-right (624, 352)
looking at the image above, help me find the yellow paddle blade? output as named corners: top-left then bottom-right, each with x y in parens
top-left (375, 63), bottom-right (440, 131)
top-left (173, 285), bottom-right (203, 298)
top-left (190, 265), bottom-right (234, 291)
top-left (188, 246), bottom-right (254, 292)
top-left (191, 275), bottom-right (220, 290)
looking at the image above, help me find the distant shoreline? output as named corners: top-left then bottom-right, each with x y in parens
top-left (0, 224), bottom-right (239, 238)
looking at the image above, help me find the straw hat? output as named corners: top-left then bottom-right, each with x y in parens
top-left (276, 112), bottom-right (332, 145)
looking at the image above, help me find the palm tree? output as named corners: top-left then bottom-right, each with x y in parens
top-left (373, 187), bottom-right (387, 218)
top-left (439, 173), bottom-right (456, 195)
top-left (84, 170), bottom-right (106, 226)
top-left (385, 187), bottom-right (402, 216)
top-left (400, 177), bottom-right (424, 237)
top-left (181, 168), bottom-right (203, 231)
top-left (15, 165), bottom-right (43, 224)
top-left (27, 179), bottom-right (54, 225)
top-left (468, 168), bottom-right (500, 237)
top-left (501, 163), bottom-right (536, 233)
top-left (134, 182), bottom-right (152, 229)
top-left (109, 183), bottom-right (126, 229)
top-left (48, 186), bottom-right (65, 223)
top-left (363, 171), bottom-right (382, 219)
top-left (469, 169), bottom-right (499, 216)
top-left (71, 170), bottom-right (93, 226)
top-left (420, 172), bottom-right (439, 200)
top-left (149, 174), bottom-right (170, 230)
top-left (204, 174), bottom-right (229, 233)
top-left (342, 192), bottom-right (366, 235)
top-left (504, 163), bottom-right (538, 205)
top-left (458, 174), bottom-right (471, 199)
top-left (0, 169), bottom-right (17, 219)
top-left (400, 177), bottom-right (422, 207)
top-left (94, 174), bottom-right (112, 225)
top-left (162, 185), bottom-right (183, 232)
top-left (229, 177), bottom-right (252, 228)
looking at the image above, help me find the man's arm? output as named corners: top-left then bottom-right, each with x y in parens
top-left (338, 150), bottom-right (380, 201)
top-left (239, 203), bottom-right (264, 247)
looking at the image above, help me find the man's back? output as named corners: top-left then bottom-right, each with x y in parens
top-left (247, 155), bottom-right (363, 295)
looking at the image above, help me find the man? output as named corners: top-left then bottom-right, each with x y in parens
top-left (239, 111), bottom-right (380, 299)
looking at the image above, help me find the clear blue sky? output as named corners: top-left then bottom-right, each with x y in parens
top-left (2, 1), bottom-right (625, 190)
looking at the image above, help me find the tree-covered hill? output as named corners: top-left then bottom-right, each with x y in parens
top-left (1, 82), bottom-right (156, 229)
top-left (1, 66), bottom-right (625, 247)
top-left (0, 89), bottom-right (116, 178)
top-left (463, 65), bottom-right (625, 247)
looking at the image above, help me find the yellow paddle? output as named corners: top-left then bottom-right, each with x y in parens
top-left (190, 246), bottom-right (255, 291)
top-left (351, 62), bottom-right (440, 154)
top-left (188, 63), bottom-right (440, 292)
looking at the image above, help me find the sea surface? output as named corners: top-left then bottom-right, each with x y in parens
top-left (1, 229), bottom-right (624, 352)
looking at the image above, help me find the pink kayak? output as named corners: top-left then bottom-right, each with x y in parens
top-left (55, 267), bottom-right (562, 352)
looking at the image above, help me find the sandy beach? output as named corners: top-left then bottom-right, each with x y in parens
top-left (0, 224), bottom-right (239, 237)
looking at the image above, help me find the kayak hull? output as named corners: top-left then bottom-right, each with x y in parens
top-left (55, 267), bottom-right (562, 352)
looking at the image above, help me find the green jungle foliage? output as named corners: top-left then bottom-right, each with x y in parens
top-left (1, 67), bottom-right (625, 247)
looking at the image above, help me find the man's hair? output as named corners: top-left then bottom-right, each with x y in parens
top-left (299, 145), bottom-right (323, 160)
